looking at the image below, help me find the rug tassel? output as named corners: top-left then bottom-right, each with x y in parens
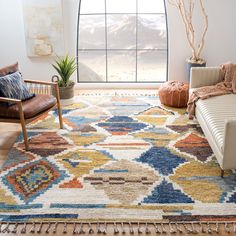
top-left (103, 222), bottom-right (107, 234)
top-left (78, 223), bottom-right (85, 234)
top-left (3, 221), bottom-right (236, 235)
top-left (21, 222), bottom-right (27, 234)
top-left (175, 223), bottom-right (183, 233)
top-left (129, 222), bottom-right (134, 234)
top-left (2, 222), bottom-right (10, 234)
top-left (88, 222), bottom-right (94, 234)
top-left (191, 222), bottom-right (198, 234)
top-left (137, 222), bottom-right (142, 234)
top-left (97, 222), bottom-right (102, 234)
top-left (233, 223), bottom-right (236, 233)
top-left (45, 222), bottom-right (52, 233)
top-left (184, 223), bottom-right (193, 234)
top-left (73, 222), bottom-right (78, 234)
top-left (121, 222), bottom-right (126, 234)
top-left (161, 223), bottom-right (167, 234)
top-left (154, 223), bottom-right (161, 234)
top-left (169, 223), bottom-right (176, 234)
top-left (199, 222), bottom-right (205, 233)
top-left (52, 222), bottom-right (58, 234)
top-left (12, 223), bottom-right (19, 233)
top-left (189, 223), bottom-right (194, 234)
top-left (37, 222), bottom-right (43, 234)
top-left (145, 222), bottom-right (151, 234)
top-left (215, 222), bottom-right (219, 234)
top-left (113, 222), bottom-right (119, 234)
top-left (99, 222), bottom-right (107, 234)
top-left (63, 222), bottom-right (67, 234)
top-left (29, 222), bottom-right (36, 233)
top-left (207, 222), bottom-right (212, 234)
top-left (225, 222), bottom-right (231, 233)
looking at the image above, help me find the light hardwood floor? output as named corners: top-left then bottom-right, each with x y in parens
top-left (0, 123), bottom-right (21, 167)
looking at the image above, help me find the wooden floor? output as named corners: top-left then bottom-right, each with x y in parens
top-left (0, 90), bottom-right (231, 236)
top-left (0, 123), bottom-right (21, 167)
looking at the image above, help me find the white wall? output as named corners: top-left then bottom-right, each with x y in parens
top-left (0, 0), bottom-right (79, 82)
top-left (167, 0), bottom-right (236, 82)
top-left (0, 0), bottom-right (236, 83)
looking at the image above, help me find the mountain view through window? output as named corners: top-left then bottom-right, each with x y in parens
top-left (77, 0), bottom-right (168, 82)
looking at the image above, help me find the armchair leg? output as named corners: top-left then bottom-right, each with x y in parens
top-left (54, 84), bottom-right (63, 129)
top-left (17, 102), bottom-right (29, 151)
top-left (221, 169), bottom-right (224, 178)
top-left (58, 104), bottom-right (63, 129)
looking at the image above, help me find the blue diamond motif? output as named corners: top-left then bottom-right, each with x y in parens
top-left (136, 147), bottom-right (186, 176)
top-left (142, 179), bottom-right (194, 204)
top-left (98, 116), bottom-right (148, 135)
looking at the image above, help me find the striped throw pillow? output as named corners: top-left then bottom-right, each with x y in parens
top-left (0, 71), bottom-right (35, 106)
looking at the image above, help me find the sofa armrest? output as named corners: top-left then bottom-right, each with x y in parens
top-left (222, 119), bottom-right (236, 169)
top-left (190, 67), bottom-right (222, 89)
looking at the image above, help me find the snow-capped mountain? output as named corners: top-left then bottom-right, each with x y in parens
top-left (79, 14), bottom-right (167, 50)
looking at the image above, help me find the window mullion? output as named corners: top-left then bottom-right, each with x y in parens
top-left (105, 0), bottom-right (108, 82)
top-left (135, 0), bottom-right (138, 83)
top-left (77, 0), bottom-right (82, 82)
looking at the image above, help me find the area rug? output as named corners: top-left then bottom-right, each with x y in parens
top-left (0, 94), bottom-right (236, 234)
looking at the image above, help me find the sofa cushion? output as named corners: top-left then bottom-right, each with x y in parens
top-left (0, 94), bottom-right (57, 119)
top-left (0, 62), bottom-right (18, 76)
top-left (196, 94), bottom-right (236, 152)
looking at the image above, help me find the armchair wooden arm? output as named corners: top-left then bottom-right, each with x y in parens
top-left (24, 79), bottom-right (57, 86)
top-left (0, 97), bottom-right (21, 104)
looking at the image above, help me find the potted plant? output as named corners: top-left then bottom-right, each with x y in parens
top-left (52, 55), bottom-right (77, 99)
top-left (168, 0), bottom-right (208, 79)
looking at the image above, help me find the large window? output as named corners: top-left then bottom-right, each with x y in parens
top-left (77, 0), bottom-right (168, 83)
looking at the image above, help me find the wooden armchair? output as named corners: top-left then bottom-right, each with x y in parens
top-left (0, 80), bottom-right (63, 151)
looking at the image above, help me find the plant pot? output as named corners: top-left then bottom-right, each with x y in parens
top-left (187, 59), bottom-right (206, 82)
top-left (58, 83), bottom-right (74, 99)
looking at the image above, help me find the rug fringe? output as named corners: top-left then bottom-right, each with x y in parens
top-left (77, 92), bottom-right (158, 97)
top-left (1, 221), bottom-right (236, 234)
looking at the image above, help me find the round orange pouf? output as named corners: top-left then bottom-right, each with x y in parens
top-left (159, 81), bottom-right (189, 108)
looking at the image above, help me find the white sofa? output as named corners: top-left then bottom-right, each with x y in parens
top-left (190, 67), bottom-right (236, 177)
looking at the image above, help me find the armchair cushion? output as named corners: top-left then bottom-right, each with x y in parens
top-left (0, 94), bottom-right (57, 119)
top-left (0, 62), bottom-right (18, 76)
top-left (0, 71), bottom-right (35, 106)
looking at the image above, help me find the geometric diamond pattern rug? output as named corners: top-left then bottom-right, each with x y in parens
top-left (1, 95), bottom-right (236, 228)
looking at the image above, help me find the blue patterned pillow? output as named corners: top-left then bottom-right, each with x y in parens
top-left (0, 71), bottom-right (35, 106)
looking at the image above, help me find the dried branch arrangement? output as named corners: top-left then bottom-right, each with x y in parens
top-left (168, 0), bottom-right (208, 64)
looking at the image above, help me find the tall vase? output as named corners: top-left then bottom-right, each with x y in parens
top-left (187, 60), bottom-right (206, 82)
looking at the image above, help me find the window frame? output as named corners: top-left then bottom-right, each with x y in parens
top-left (76, 0), bottom-right (169, 83)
